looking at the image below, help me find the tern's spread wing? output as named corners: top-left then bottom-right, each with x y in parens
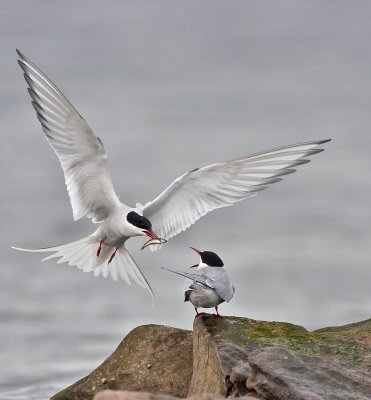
top-left (17, 50), bottom-right (120, 223)
top-left (144, 140), bottom-right (330, 241)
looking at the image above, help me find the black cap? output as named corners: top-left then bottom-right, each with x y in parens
top-left (200, 251), bottom-right (224, 267)
top-left (127, 211), bottom-right (152, 230)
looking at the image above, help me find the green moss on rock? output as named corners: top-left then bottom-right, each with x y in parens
top-left (195, 316), bottom-right (370, 376)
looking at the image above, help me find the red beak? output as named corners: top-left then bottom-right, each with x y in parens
top-left (143, 230), bottom-right (159, 239)
top-left (190, 247), bottom-right (201, 254)
top-left (190, 247), bottom-right (201, 268)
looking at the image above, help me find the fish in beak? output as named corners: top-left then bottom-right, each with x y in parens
top-left (141, 230), bottom-right (167, 250)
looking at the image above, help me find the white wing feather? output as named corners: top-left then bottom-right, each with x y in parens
top-left (17, 50), bottom-right (121, 223)
top-left (144, 140), bottom-right (330, 241)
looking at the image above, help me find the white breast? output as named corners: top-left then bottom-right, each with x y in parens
top-left (186, 282), bottom-right (224, 308)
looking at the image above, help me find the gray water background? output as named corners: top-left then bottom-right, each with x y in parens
top-left (1, 1), bottom-right (370, 399)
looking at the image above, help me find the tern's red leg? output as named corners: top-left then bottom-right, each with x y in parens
top-left (108, 247), bottom-right (119, 264)
top-left (214, 306), bottom-right (222, 318)
top-left (96, 240), bottom-right (104, 258)
top-left (195, 308), bottom-right (204, 317)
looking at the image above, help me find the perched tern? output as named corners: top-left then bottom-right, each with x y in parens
top-left (13, 50), bottom-right (330, 298)
top-left (162, 248), bottom-right (234, 317)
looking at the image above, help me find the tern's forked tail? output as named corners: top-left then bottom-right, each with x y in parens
top-left (12, 237), bottom-right (154, 301)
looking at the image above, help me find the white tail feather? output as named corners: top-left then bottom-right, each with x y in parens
top-left (12, 237), bottom-right (154, 302)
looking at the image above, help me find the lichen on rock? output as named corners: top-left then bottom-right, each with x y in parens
top-left (52, 316), bottom-right (371, 400)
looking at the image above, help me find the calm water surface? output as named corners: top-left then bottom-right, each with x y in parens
top-left (1, 2), bottom-right (371, 399)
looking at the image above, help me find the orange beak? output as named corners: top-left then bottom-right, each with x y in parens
top-left (143, 230), bottom-right (159, 239)
top-left (190, 247), bottom-right (201, 268)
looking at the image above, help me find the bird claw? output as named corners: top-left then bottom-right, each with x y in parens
top-left (213, 307), bottom-right (222, 318)
top-left (194, 308), bottom-right (205, 318)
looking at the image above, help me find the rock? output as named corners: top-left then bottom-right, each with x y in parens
top-left (93, 390), bottom-right (226, 400)
top-left (93, 389), bottom-right (178, 399)
top-left (188, 315), bottom-right (371, 397)
top-left (52, 316), bottom-right (370, 400)
top-left (229, 363), bottom-right (253, 397)
top-left (188, 315), bottom-right (250, 396)
top-left (247, 346), bottom-right (371, 400)
top-left (51, 325), bottom-right (193, 400)
top-left (314, 317), bottom-right (371, 382)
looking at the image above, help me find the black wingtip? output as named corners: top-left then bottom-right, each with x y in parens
top-left (16, 49), bottom-right (24, 59)
top-left (17, 59), bottom-right (25, 70)
top-left (319, 139), bottom-right (332, 144)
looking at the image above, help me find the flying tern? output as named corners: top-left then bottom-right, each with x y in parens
top-left (13, 50), bottom-right (330, 298)
top-left (163, 247), bottom-right (234, 317)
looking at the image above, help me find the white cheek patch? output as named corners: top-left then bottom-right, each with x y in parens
top-left (198, 261), bottom-right (208, 269)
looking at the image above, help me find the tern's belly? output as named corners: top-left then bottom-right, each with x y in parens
top-left (93, 224), bottom-right (129, 247)
top-left (188, 284), bottom-right (223, 308)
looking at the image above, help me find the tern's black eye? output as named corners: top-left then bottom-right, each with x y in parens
top-left (127, 211), bottom-right (152, 230)
top-left (200, 251), bottom-right (224, 267)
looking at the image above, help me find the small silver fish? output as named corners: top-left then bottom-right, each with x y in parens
top-left (141, 237), bottom-right (167, 250)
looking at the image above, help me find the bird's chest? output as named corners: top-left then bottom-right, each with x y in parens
top-left (187, 283), bottom-right (223, 308)
top-left (95, 218), bottom-right (130, 245)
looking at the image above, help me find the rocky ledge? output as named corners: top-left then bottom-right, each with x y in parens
top-left (52, 316), bottom-right (371, 400)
